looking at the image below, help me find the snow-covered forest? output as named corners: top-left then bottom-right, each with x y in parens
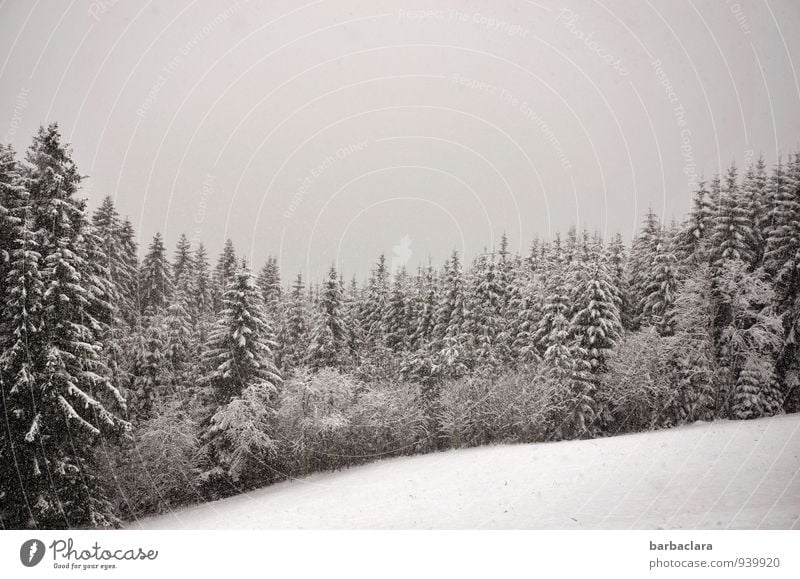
top-left (1, 123), bottom-right (799, 529)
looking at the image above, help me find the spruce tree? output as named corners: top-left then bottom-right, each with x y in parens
top-left (628, 210), bottom-right (661, 327)
top-left (641, 231), bottom-right (679, 335)
top-left (384, 268), bottom-right (410, 352)
top-left (139, 233), bottom-right (172, 314)
top-left (306, 265), bottom-right (348, 369)
top-left (360, 254), bottom-right (390, 350)
top-left (278, 273), bottom-right (310, 371)
top-left (192, 243), bottom-right (214, 340)
top-left (199, 262), bottom-right (282, 489)
top-left (202, 261), bottom-right (281, 404)
top-left (607, 233), bottom-right (632, 330)
top-left (172, 233), bottom-right (193, 294)
top-left (674, 178), bottom-right (714, 269)
top-left (408, 264), bottom-right (438, 351)
top-left (257, 256), bottom-right (282, 316)
top-left (213, 238), bottom-right (237, 312)
top-left (710, 163), bottom-right (756, 267)
top-left (0, 124), bottom-right (127, 528)
top-left (464, 252), bottom-right (506, 370)
top-left (570, 240), bottom-right (623, 372)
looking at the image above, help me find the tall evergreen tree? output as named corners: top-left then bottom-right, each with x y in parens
top-left (172, 233), bottom-right (193, 294)
top-left (198, 262), bottom-right (282, 490)
top-left (570, 240), bottom-right (623, 373)
top-left (0, 124), bottom-right (128, 528)
top-left (192, 243), bottom-right (213, 337)
top-left (306, 265), bottom-right (349, 369)
top-left (464, 252), bottom-right (507, 369)
top-left (139, 233), bottom-right (172, 314)
top-left (384, 268), bottom-right (410, 352)
top-left (641, 231), bottom-right (679, 335)
top-left (202, 261), bottom-right (281, 404)
top-left (674, 177), bottom-right (714, 268)
top-left (360, 254), bottom-right (390, 350)
top-left (213, 238), bottom-right (237, 312)
top-left (278, 273), bottom-right (310, 371)
top-left (257, 256), bottom-right (282, 315)
top-left (628, 210), bottom-right (661, 327)
top-left (710, 163), bottom-right (756, 267)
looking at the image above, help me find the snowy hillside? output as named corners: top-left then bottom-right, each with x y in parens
top-left (133, 414), bottom-right (800, 529)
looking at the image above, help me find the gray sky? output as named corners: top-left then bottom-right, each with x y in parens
top-left (1, 0), bottom-right (799, 282)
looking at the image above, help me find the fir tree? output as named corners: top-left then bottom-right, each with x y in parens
top-left (257, 256), bottom-right (282, 316)
top-left (198, 264), bottom-right (281, 491)
top-left (710, 163), bottom-right (756, 267)
top-left (213, 238), bottom-right (237, 312)
top-left (607, 233), bottom-right (632, 330)
top-left (306, 265), bottom-right (348, 369)
top-left (92, 197), bottom-right (137, 326)
top-left (464, 252), bottom-right (507, 369)
top-left (139, 233), bottom-right (172, 314)
top-left (172, 233), bottom-right (193, 294)
top-left (628, 210), bottom-right (661, 327)
top-left (641, 231), bottom-right (679, 335)
top-left (1, 124), bottom-right (127, 528)
top-left (278, 273), bottom-right (310, 371)
top-left (570, 241), bottom-right (623, 373)
top-left (674, 177), bottom-right (714, 268)
top-left (202, 261), bottom-right (281, 404)
top-left (384, 268), bottom-right (410, 352)
top-left (408, 264), bottom-right (438, 351)
top-left (741, 157), bottom-right (769, 265)
top-left (192, 243), bottom-right (213, 339)
top-left (127, 316), bottom-right (170, 420)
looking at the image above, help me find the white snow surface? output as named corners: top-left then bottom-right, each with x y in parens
top-left (132, 414), bottom-right (800, 529)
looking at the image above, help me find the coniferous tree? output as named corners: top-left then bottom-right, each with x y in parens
top-left (607, 233), bottom-right (632, 330)
top-left (360, 254), bottom-right (390, 350)
top-left (641, 231), bottom-right (679, 335)
top-left (628, 210), bottom-right (661, 327)
top-left (139, 233), bottom-right (172, 315)
top-left (127, 317), bottom-right (170, 420)
top-left (763, 155), bottom-right (800, 410)
top-left (278, 273), bottom-right (310, 371)
top-left (306, 265), bottom-right (348, 369)
top-left (464, 251), bottom-right (507, 370)
top-left (202, 261), bottom-right (281, 404)
top-left (192, 243), bottom-right (213, 339)
top-left (199, 261), bottom-right (282, 489)
top-left (509, 260), bottom-right (544, 364)
top-left (257, 256), bottom-right (282, 315)
top-left (570, 239), bottom-right (623, 373)
top-left (408, 264), bottom-right (438, 352)
top-left (213, 238), bottom-right (237, 312)
top-left (0, 124), bottom-right (127, 528)
top-left (164, 288), bottom-right (193, 392)
top-left (384, 268), bottom-right (410, 352)
top-left (172, 234), bottom-right (193, 294)
top-left (434, 251), bottom-right (469, 377)
top-left (664, 264), bottom-right (718, 424)
top-left (674, 178), bottom-right (714, 269)
top-left (92, 197), bottom-right (137, 323)
top-left (118, 218), bottom-right (139, 321)
top-left (710, 163), bottom-right (756, 268)
top-left (741, 157), bottom-right (769, 265)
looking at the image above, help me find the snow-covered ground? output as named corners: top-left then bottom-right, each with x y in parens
top-left (132, 414), bottom-right (800, 529)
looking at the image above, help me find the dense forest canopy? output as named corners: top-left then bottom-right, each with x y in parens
top-left (1, 123), bottom-right (798, 529)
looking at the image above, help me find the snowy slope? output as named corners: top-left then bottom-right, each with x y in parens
top-left (132, 414), bottom-right (800, 529)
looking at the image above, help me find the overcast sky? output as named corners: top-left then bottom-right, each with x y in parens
top-left (1, 0), bottom-right (799, 282)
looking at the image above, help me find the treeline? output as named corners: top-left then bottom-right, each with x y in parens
top-left (1, 124), bottom-right (799, 529)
